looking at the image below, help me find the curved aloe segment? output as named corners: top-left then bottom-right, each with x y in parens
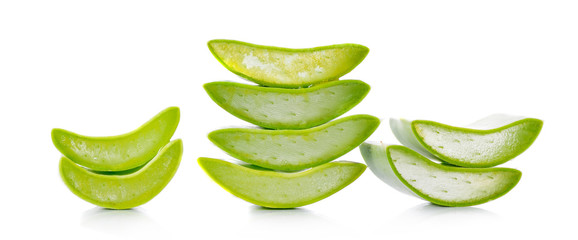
top-left (52, 107), bottom-right (180, 171)
top-left (60, 139), bottom-right (183, 209)
top-left (208, 39), bottom-right (369, 88)
top-left (360, 142), bottom-right (521, 207)
top-left (198, 157), bottom-right (366, 208)
top-left (209, 115), bottom-right (380, 171)
top-left (204, 80), bottom-right (370, 129)
top-left (390, 114), bottom-right (543, 168)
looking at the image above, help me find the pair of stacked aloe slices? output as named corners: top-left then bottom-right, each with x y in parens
top-left (52, 107), bottom-right (183, 209)
top-left (200, 39), bottom-right (379, 208)
top-left (360, 115), bottom-right (542, 207)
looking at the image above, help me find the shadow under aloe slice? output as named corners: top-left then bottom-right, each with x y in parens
top-left (198, 157), bottom-right (366, 208)
top-left (208, 39), bottom-right (369, 88)
top-left (60, 140), bottom-right (183, 209)
top-left (390, 114), bottom-right (543, 168)
top-left (360, 143), bottom-right (521, 207)
top-left (208, 114), bottom-right (380, 171)
top-left (204, 80), bottom-right (370, 130)
top-left (51, 107), bottom-right (180, 172)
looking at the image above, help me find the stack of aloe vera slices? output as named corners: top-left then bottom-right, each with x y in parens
top-left (52, 107), bottom-right (183, 209)
top-left (360, 114), bottom-right (542, 207)
top-left (200, 39), bottom-right (379, 208)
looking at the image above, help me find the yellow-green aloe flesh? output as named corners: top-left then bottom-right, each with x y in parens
top-left (208, 115), bottom-right (380, 171)
top-left (390, 114), bottom-right (543, 168)
top-left (198, 157), bottom-right (366, 208)
top-left (360, 142), bottom-right (521, 207)
top-left (52, 107), bottom-right (180, 172)
top-left (204, 80), bottom-right (370, 129)
top-left (60, 139), bottom-right (183, 209)
top-left (208, 39), bottom-right (369, 88)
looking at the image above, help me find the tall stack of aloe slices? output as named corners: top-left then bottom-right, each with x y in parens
top-left (200, 39), bottom-right (379, 208)
top-left (52, 107), bottom-right (183, 209)
top-left (360, 114), bottom-right (542, 207)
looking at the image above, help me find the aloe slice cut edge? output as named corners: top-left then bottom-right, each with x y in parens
top-left (60, 139), bottom-right (183, 209)
top-left (208, 39), bottom-right (369, 88)
top-left (360, 142), bottom-right (521, 207)
top-left (208, 114), bottom-right (380, 171)
top-left (52, 107), bottom-right (180, 172)
top-left (390, 114), bottom-right (543, 167)
top-left (204, 80), bottom-right (370, 129)
top-left (198, 157), bottom-right (366, 208)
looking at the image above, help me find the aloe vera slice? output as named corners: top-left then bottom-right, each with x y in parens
top-left (204, 80), bottom-right (370, 129)
top-left (360, 142), bottom-right (521, 207)
top-left (60, 139), bottom-right (183, 209)
top-left (390, 114), bottom-right (543, 168)
top-left (198, 157), bottom-right (365, 208)
top-left (208, 39), bottom-right (369, 88)
top-left (52, 107), bottom-right (180, 171)
top-left (208, 115), bottom-right (380, 171)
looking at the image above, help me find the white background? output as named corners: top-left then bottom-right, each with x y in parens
top-left (1, 0), bottom-right (577, 239)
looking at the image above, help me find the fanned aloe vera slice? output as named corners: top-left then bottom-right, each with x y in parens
top-left (209, 115), bottom-right (379, 171)
top-left (390, 114), bottom-right (543, 168)
top-left (60, 140), bottom-right (183, 209)
top-left (208, 39), bottom-right (369, 88)
top-left (198, 157), bottom-right (366, 208)
top-left (360, 142), bottom-right (521, 207)
top-left (52, 107), bottom-right (180, 171)
top-left (204, 80), bottom-right (370, 129)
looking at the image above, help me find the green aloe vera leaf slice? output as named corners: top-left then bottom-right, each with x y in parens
top-left (208, 115), bottom-right (380, 171)
top-left (208, 39), bottom-right (369, 88)
top-left (204, 80), bottom-right (370, 129)
top-left (360, 142), bottom-right (521, 207)
top-left (60, 139), bottom-right (183, 209)
top-left (390, 114), bottom-right (543, 168)
top-left (198, 157), bottom-right (366, 208)
top-left (52, 107), bottom-right (180, 171)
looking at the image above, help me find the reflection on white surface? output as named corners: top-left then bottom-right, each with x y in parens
top-left (247, 206), bottom-right (351, 238)
top-left (82, 207), bottom-right (168, 240)
top-left (248, 206), bottom-right (332, 224)
top-left (393, 203), bottom-right (501, 231)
